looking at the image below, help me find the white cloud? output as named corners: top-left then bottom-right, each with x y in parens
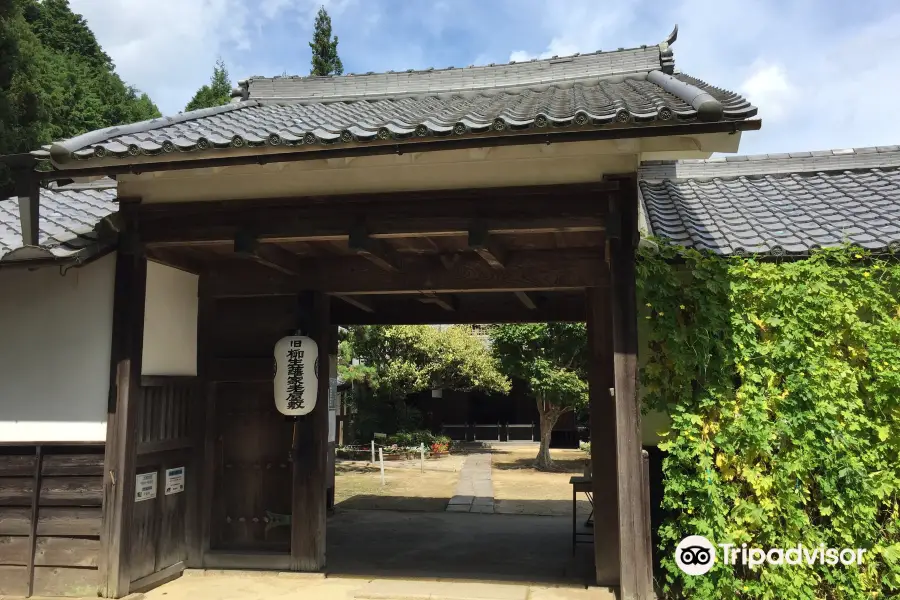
top-left (68, 0), bottom-right (320, 114)
top-left (740, 62), bottom-right (796, 122)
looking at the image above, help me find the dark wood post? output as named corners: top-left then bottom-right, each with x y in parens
top-left (190, 280), bottom-right (215, 567)
top-left (99, 239), bottom-right (148, 598)
top-left (290, 292), bottom-right (331, 571)
top-left (608, 177), bottom-right (653, 599)
top-left (585, 286), bottom-right (619, 585)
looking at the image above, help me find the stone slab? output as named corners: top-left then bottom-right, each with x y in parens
top-left (445, 504), bottom-right (472, 512)
top-left (448, 495), bottom-right (474, 505)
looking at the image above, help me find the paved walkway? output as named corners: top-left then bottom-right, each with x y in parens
top-left (446, 452), bottom-right (494, 513)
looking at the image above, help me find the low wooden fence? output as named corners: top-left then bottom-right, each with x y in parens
top-left (0, 445), bottom-right (104, 597)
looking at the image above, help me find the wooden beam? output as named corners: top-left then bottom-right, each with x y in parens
top-left (331, 292), bottom-right (584, 325)
top-left (439, 253), bottom-right (461, 270)
top-left (418, 292), bottom-right (457, 312)
top-left (196, 287), bottom-right (217, 563)
top-left (234, 232), bottom-right (304, 277)
top-left (348, 226), bottom-right (399, 271)
top-left (139, 185), bottom-right (610, 248)
top-left (332, 294), bottom-right (375, 313)
top-left (146, 248), bottom-right (204, 275)
top-left (290, 292), bottom-right (330, 572)
top-left (608, 178), bottom-right (653, 600)
top-left (26, 446), bottom-right (42, 597)
top-left (99, 241), bottom-right (147, 599)
top-left (513, 291), bottom-right (537, 310)
top-left (468, 224), bottom-right (506, 269)
top-left (206, 249), bottom-right (607, 297)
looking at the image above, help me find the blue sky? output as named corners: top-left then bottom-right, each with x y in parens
top-left (70, 0), bottom-right (900, 155)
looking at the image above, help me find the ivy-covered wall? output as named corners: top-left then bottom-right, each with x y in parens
top-left (636, 245), bottom-right (900, 599)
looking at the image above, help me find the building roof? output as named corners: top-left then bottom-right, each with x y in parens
top-left (8, 146), bottom-right (900, 263)
top-left (639, 147), bottom-right (900, 256)
top-left (0, 178), bottom-right (117, 263)
top-left (34, 26), bottom-right (757, 166)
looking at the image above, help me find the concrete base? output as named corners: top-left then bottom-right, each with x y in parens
top-left (354, 579), bottom-right (529, 600)
top-left (328, 510), bottom-right (594, 585)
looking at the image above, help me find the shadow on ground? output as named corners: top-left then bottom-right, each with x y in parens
top-left (327, 508), bottom-right (596, 586)
top-left (491, 455), bottom-right (587, 473)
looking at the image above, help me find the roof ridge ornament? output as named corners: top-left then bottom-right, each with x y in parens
top-left (658, 24), bottom-right (678, 74)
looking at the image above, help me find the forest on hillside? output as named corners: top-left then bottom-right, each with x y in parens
top-left (0, 0), bottom-right (160, 188)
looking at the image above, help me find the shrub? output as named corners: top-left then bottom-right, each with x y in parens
top-left (386, 430), bottom-right (450, 448)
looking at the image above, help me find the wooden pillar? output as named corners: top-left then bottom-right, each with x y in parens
top-left (585, 286), bottom-right (619, 585)
top-left (327, 326), bottom-right (339, 512)
top-left (290, 292), bottom-right (331, 571)
top-left (608, 178), bottom-right (653, 599)
top-left (190, 280), bottom-right (215, 567)
top-left (99, 239), bottom-right (147, 598)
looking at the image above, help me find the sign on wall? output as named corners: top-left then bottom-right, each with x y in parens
top-left (165, 466), bottom-right (185, 495)
top-left (274, 335), bottom-right (319, 416)
top-left (135, 472), bottom-right (157, 502)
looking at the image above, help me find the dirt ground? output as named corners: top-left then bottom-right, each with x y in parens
top-left (492, 446), bottom-right (593, 518)
top-left (333, 454), bottom-right (464, 512)
top-left (334, 446), bottom-right (594, 519)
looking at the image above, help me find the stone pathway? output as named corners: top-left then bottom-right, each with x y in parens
top-left (446, 451), bottom-right (494, 513)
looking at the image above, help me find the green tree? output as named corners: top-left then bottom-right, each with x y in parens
top-left (0, 0), bottom-right (160, 175)
top-left (184, 58), bottom-right (232, 112)
top-left (489, 323), bottom-right (588, 470)
top-left (342, 325), bottom-right (509, 399)
top-left (308, 6), bottom-right (342, 76)
top-left (0, 0), bottom-right (46, 161)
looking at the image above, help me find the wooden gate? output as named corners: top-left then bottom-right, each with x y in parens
top-left (127, 377), bottom-right (199, 592)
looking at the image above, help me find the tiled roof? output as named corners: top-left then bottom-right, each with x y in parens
top-left (36, 27), bottom-right (757, 165)
top-left (639, 147), bottom-right (900, 256)
top-left (0, 179), bottom-right (117, 263)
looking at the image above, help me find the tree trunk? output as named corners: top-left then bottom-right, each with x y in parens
top-left (535, 397), bottom-right (564, 471)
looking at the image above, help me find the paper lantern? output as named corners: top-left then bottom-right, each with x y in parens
top-left (274, 336), bottom-right (319, 416)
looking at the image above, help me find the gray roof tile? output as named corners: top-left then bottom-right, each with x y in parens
top-left (639, 148), bottom-right (900, 255)
top-left (0, 179), bottom-right (117, 263)
top-left (42, 28), bottom-right (756, 164)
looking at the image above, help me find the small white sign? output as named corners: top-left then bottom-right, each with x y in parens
top-left (165, 466), bottom-right (185, 495)
top-left (135, 472), bottom-right (157, 502)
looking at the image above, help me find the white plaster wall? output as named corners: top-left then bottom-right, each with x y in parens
top-left (0, 254), bottom-right (116, 442)
top-left (142, 261), bottom-right (198, 376)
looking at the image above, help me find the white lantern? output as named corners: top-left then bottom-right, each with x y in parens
top-left (274, 336), bottom-right (319, 416)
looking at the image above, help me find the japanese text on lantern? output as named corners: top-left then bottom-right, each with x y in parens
top-left (286, 339), bottom-right (305, 410)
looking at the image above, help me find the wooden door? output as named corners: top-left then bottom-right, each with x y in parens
top-left (212, 381), bottom-right (293, 551)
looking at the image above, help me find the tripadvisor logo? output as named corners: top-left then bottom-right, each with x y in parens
top-left (675, 535), bottom-right (867, 575)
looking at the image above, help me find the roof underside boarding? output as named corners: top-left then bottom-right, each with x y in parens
top-left (37, 27), bottom-right (758, 166)
top-left (639, 147), bottom-right (900, 256)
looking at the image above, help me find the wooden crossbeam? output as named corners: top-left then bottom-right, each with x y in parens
top-left (332, 294), bottom-right (375, 313)
top-left (468, 224), bottom-right (506, 270)
top-left (234, 232), bottom-right (304, 277)
top-left (205, 249), bottom-right (607, 297)
top-left (139, 185), bottom-right (610, 247)
top-left (514, 291), bottom-right (537, 310)
top-left (332, 293), bottom-right (584, 325)
top-left (419, 293), bottom-right (457, 311)
top-left (348, 226), bottom-right (399, 271)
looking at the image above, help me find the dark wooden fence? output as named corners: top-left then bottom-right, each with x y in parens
top-left (0, 445), bottom-right (104, 597)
